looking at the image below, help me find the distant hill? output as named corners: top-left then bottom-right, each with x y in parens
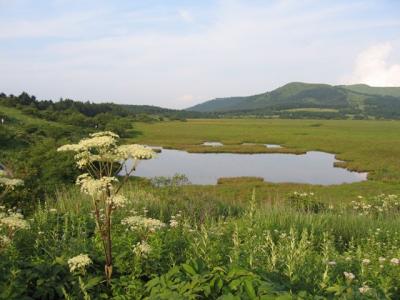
top-left (341, 84), bottom-right (400, 98)
top-left (187, 82), bottom-right (400, 119)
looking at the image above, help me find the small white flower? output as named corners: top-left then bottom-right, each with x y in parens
top-left (122, 215), bottom-right (165, 232)
top-left (68, 254), bottom-right (92, 273)
top-left (0, 235), bottom-right (11, 247)
top-left (327, 261), bottom-right (336, 266)
top-left (133, 241), bottom-right (151, 257)
top-left (362, 259), bottom-right (370, 265)
top-left (390, 258), bottom-right (400, 265)
top-left (379, 257), bottom-right (386, 263)
top-left (359, 285), bottom-right (370, 294)
top-left (169, 219), bottom-right (179, 228)
top-left (343, 272), bottom-right (355, 281)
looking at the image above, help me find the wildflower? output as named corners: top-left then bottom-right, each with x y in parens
top-left (68, 254), bottom-right (92, 273)
top-left (109, 194), bottom-right (128, 208)
top-left (327, 261), bottom-right (337, 266)
top-left (0, 235), bottom-right (11, 247)
top-left (169, 217), bottom-right (179, 228)
top-left (0, 213), bottom-right (29, 230)
top-left (133, 241), bottom-right (151, 257)
top-left (76, 174), bottom-right (118, 198)
top-left (362, 259), bottom-right (370, 265)
top-left (90, 131), bottom-right (119, 138)
top-left (122, 215), bottom-right (165, 232)
top-left (0, 177), bottom-right (24, 189)
top-left (343, 272), bottom-right (355, 281)
top-left (116, 144), bottom-right (155, 160)
top-left (359, 285), bottom-right (370, 294)
top-left (379, 257), bottom-right (386, 263)
top-left (390, 258), bottom-right (400, 265)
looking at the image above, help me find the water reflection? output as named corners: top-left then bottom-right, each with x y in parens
top-left (123, 149), bottom-right (367, 185)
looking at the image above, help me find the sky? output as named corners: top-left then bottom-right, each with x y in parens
top-left (0, 0), bottom-right (400, 109)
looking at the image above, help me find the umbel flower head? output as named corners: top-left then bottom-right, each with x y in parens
top-left (76, 173), bottom-right (118, 198)
top-left (122, 215), bottom-right (166, 232)
top-left (57, 131), bottom-right (155, 170)
top-left (68, 254), bottom-right (92, 273)
top-left (0, 169), bottom-right (24, 190)
top-left (0, 212), bottom-right (30, 231)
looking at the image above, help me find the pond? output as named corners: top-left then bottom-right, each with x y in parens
top-left (123, 148), bottom-right (367, 185)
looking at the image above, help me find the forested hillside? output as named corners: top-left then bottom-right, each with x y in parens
top-left (187, 82), bottom-right (400, 119)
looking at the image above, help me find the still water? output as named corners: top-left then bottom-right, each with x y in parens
top-left (124, 148), bottom-right (367, 185)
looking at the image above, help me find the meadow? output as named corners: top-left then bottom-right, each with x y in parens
top-left (1, 118), bottom-right (400, 299)
top-left (132, 119), bottom-right (400, 202)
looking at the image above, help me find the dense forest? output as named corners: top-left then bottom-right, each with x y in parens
top-left (0, 92), bottom-right (208, 136)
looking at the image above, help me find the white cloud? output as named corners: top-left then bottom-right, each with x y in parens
top-left (178, 9), bottom-right (194, 23)
top-left (346, 43), bottom-right (400, 86)
top-left (178, 94), bottom-right (194, 102)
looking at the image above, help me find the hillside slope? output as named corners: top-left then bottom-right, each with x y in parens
top-left (187, 82), bottom-right (400, 119)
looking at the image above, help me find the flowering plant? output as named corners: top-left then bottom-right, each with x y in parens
top-left (58, 131), bottom-right (155, 282)
top-left (0, 168), bottom-right (24, 201)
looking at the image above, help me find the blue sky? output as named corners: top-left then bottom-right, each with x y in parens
top-left (1, 0), bottom-right (400, 108)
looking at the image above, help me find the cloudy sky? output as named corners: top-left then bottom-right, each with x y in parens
top-left (1, 0), bottom-right (399, 108)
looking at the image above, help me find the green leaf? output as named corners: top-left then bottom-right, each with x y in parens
top-left (244, 279), bottom-right (257, 299)
top-left (182, 264), bottom-right (197, 276)
top-left (85, 276), bottom-right (103, 290)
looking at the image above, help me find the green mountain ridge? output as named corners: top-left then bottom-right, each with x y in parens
top-left (187, 82), bottom-right (400, 119)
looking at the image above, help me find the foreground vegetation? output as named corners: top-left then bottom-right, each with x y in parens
top-left (2, 181), bottom-right (400, 299)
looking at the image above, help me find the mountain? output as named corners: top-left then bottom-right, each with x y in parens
top-left (187, 82), bottom-right (400, 119)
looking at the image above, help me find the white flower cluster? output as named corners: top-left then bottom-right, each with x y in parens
top-left (359, 285), bottom-right (370, 294)
top-left (133, 240), bottom-right (152, 257)
top-left (351, 194), bottom-right (399, 215)
top-left (0, 234), bottom-right (11, 248)
top-left (122, 215), bottom-right (165, 232)
top-left (0, 170), bottom-right (23, 190)
top-left (76, 173), bottom-right (118, 198)
top-left (109, 194), bottom-right (128, 209)
top-left (68, 254), bottom-right (92, 273)
top-left (0, 212), bottom-right (30, 231)
top-left (292, 191), bottom-right (314, 197)
top-left (116, 144), bottom-right (155, 160)
top-left (343, 272), bottom-right (355, 281)
top-left (58, 132), bottom-right (118, 153)
top-left (169, 212), bottom-right (182, 228)
top-left (57, 131), bottom-right (155, 169)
